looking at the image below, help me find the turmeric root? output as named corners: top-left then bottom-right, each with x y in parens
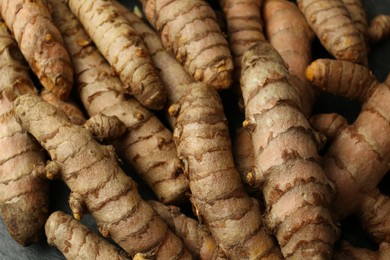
top-left (171, 82), bottom-right (282, 259)
top-left (369, 15), bottom-right (390, 43)
top-left (240, 42), bottom-right (338, 259)
top-left (141, 0), bottom-right (234, 90)
top-left (296, 0), bottom-right (368, 65)
top-left (148, 200), bottom-right (226, 259)
top-left (45, 211), bottom-right (130, 260)
top-left (341, 0), bottom-right (369, 43)
top-left (40, 89), bottom-right (86, 125)
top-left (67, 0), bottom-right (166, 110)
top-left (0, 0), bottom-right (73, 99)
top-left (263, 0), bottom-right (316, 115)
top-left (218, 0), bottom-right (266, 83)
top-left (306, 59), bottom-right (390, 241)
top-left (0, 19), bottom-right (49, 245)
top-left (14, 93), bottom-right (192, 259)
top-left (49, 0), bottom-right (189, 204)
top-left (310, 113), bottom-right (348, 141)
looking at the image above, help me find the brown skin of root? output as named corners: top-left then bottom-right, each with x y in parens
top-left (172, 82), bottom-right (282, 259)
top-left (45, 211), bottom-right (130, 260)
top-left (40, 89), bottom-right (86, 125)
top-left (297, 0), bottom-right (368, 65)
top-left (49, 0), bottom-right (189, 204)
top-left (141, 0), bottom-right (234, 90)
top-left (13, 94), bottom-right (192, 259)
top-left (0, 0), bottom-right (73, 100)
top-left (67, 0), bottom-right (166, 110)
top-left (306, 59), bottom-right (378, 102)
top-left (0, 21), bottom-right (49, 246)
top-left (219, 0), bottom-right (266, 84)
top-left (369, 15), bottom-right (390, 43)
top-left (341, 0), bottom-right (369, 44)
top-left (240, 42), bottom-right (338, 259)
top-left (310, 113), bottom-right (348, 141)
top-left (148, 200), bottom-right (227, 260)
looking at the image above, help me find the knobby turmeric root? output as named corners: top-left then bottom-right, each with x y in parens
top-left (333, 241), bottom-right (390, 260)
top-left (306, 59), bottom-right (390, 243)
top-left (67, 0), bottom-right (166, 110)
top-left (148, 200), bottom-right (227, 259)
top-left (13, 94), bottom-right (192, 259)
top-left (219, 0), bottom-right (266, 83)
top-left (45, 211), bottom-right (130, 260)
top-left (0, 0), bottom-right (73, 99)
top-left (240, 42), bottom-right (338, 259)
top-left (297, 0), bottom-right (368, 65)
top-left (264, 0), bottom-right (317, 115)
top-left (171, 82), bottom-right (282, 259)
top-left (49, 0), bottom-right (189, 204)
top-left (0, 19), bottom-right (49, 246)
top-left (141, 0), bottom-right (234, 90)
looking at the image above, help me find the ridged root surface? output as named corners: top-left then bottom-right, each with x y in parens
top-left (240, 42), bottom-right (338, 259)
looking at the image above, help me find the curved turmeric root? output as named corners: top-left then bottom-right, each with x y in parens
top-left (310, 113), bottom-right (348, 141)
top-left (45, 211), bottom-right (130, 260)
top-left (240, 42), bottom-right (338, 259)
top-left (67, 0), bottom-right (166, 110)
top-left (297, 0), bottom-right (367, 65)
top-left (0, 19), bottom-right (49, 246)
top-left (171, 82), bottom-right (282, 259)
top-left (341, 0), bottom-right (369, 43)
top-left (141, 0), bottom-right (234, 90)
top-left (50, 0), bottom-right (189, 204)
top-left (0, 0), bottom-right (73, 99)
top-left (334, 241), bottom-right (390, 260)
top-left (14, 94), bottom-right (192, 259)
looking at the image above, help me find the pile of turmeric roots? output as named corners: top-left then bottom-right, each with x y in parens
top-left (0, 0), bottom-right (390, 259)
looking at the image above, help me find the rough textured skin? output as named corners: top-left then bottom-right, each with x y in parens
top-left (172, 82), bottom-right (282, 259)
top-left (0, 20), bottom-right (49, 246)
top-left (148, 200), bottom-right (227, 259)
top-left (297, 0), bottom-right (367, 65)
top-left (40, 89), bottom-right (86, 125)
top-left (333, 241), bottom-right (390, 260)
top-left (310, 113), bottom-right (348, 141)
top-left (0, 0), bottom-right (73, 99)
top-left (14, 94), bottom-right (192, 259)
top-left (219, 0), bottom-right (265, 83)
top-left (113, 1), bottom-right (193, 125)
top-left (50, 0), bottom-right (189, 204)
top-left (240, 43), bottom-right (338, 259)
top-left (45, 211), bottom-right (130, 260)
top-left (341, 0), bottom-right (369, 42)
top-left (358, 189), bottom-right (390, 243)
top-left (369, 15), bottom-right (390, 43)
top-left (306, 59), bottom-right (377, 102)
top-left (307, 62), bottom-right (390, 237)
top-left (67, 0), bottom-right (166, 110)
top-left (141, 0), bottom-right (234, 90)
top-left (264, 0), bottom-right (316, 115)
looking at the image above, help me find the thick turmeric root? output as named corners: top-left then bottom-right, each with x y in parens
top-left (264, 0), bottom-right (316, 115)
top-left (240, 42), bottom-right (338, 259)
top-left (219, 0), bottom-right (266, 83)
top-left (334, 241), bottom-right (390, 260)
top-left (49, 0), bottom-right (189, 204)
top-left (45, 211), bottom-right (130, 260)
top-left (67, 0), bottom-right (166, 110)
top-left (141, 0), bottom-right (234, 90)
top-left (369, 15), bottom-right (390, 43)
top-left (297, 0), bottom-right (368, 65)
top-left (0, 0), bottom-right (73, 99)
top-left (148, 200), bottom-right (226, 259)
top-left (310, 113), bottom-right (348, 141)
top-left (14, 93), bottom-right (192, 259)
top-left (171, 82), bottom-right (282, 259)
top-left (306, 59), bottom-right (390, 239)
top-left (0, 19), bottom-right (49, 246)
